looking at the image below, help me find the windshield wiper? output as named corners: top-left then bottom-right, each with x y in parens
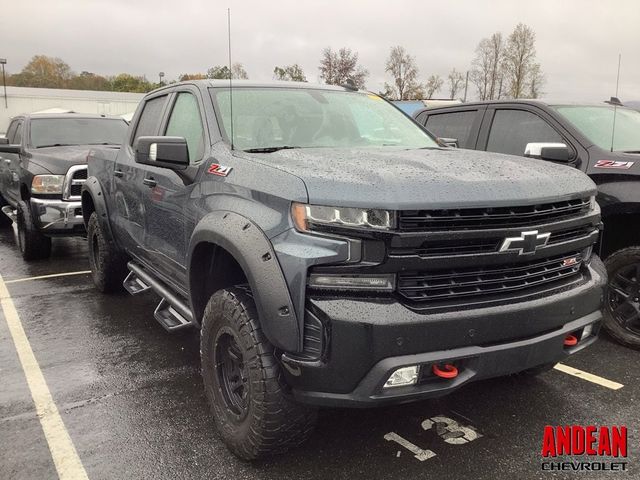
top-left (243, 146), bottom-right (297, 153)
top-left (35, 143), bottom-right (78, 148)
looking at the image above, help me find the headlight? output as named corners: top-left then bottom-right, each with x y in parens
top-left (291, 202), bottom-right (396, 232)
top-left (31, 175), bottom-right (65, 194)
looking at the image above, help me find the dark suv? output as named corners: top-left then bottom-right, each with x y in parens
top-left (414, 100), bottom-right (640, 348)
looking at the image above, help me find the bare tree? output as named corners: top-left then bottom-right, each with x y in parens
top-left (470, 32), bottom-right (505, 100)
top-left (502, 24), bottom-right (538, 98)
top-left (447, 68), bottom-right (465, 99)
top-left (424, 74), bottom-right (443, 99)
top-left (318, 47), bottom-right (368, 88)
top-left (527, 63), bottom-right (545, 98)
top-left (273, 64), bottom-right (307, 82)
top-left (207, 63), bottom-right (248, 80)
top-left (384, 46), bottom-right (422, 100)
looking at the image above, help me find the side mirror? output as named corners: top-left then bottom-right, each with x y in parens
top-left (524, 142), bottom-right (572, 162)
top-left (438, 137), bottom-right (459, 148)
top-left (134, 136), bottom-right (189, 170)
top-left (0, 138), bottom-right (21, 154)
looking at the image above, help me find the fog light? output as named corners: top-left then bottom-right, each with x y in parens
top-left (384, 366), bottom-right (419, 388)
top-left (308, 274), bottom-right (395, 291)
top-left (582, 324), bottom-right (593, 340)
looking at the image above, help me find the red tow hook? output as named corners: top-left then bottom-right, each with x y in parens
top-left (564, 334), bottom-right (578, 347)
top-left (432, 363), bottom-right (459, 379)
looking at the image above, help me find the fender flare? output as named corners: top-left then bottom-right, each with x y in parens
top-left (188, 211), bottom-right (301, 352)
top-left (81, 176), bottom-right (115, 240)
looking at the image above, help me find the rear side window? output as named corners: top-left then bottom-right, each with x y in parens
top-left (165, 92), bottom-right (205, 163)
top-left (487, 109), bottom-right (562, 156)
top-left (133, 95), bottom-right (168, 145)
top-left (425, 111), bottom-right (478, 148)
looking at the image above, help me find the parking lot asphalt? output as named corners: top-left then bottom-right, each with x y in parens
top-left (0, 228), bottom-right (639, 480)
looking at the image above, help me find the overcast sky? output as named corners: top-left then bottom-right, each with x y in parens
top-left (3, 0), bottom-right (639, 101)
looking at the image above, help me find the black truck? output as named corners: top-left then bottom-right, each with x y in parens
top-left (0, 113), bottom-right (128, 259)
top-left (82, 80), bottom-right (605, 459)
top-left (414, 100), bottom-right (640, 348)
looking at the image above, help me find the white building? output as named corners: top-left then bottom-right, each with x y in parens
top-left (0, 86), bottom-right (144, 134)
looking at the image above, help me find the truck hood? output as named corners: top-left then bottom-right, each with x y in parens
top-left (27, 145), bottom-right (99, 174)
top-left (241, 147), bottom-right (597, 209)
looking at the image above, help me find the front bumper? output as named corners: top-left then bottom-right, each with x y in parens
top-left (282, 257), bottom-right (607, 407)
top-left (30, 198), bottom-right (85, 235)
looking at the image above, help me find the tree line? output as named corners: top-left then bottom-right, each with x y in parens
top-left (5, 23), bottom-right (543, 100)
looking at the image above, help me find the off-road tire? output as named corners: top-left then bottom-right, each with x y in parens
top-left (16, 200), bottom-right (51, 260)
top-left (87, 212), bottom-right (128, 293)
top-left (602, 247), bottom-right (640, 349)
top-left (0, 195), bottom-right (12, 228)
top-left (201, 286), bottom-right (317, 460)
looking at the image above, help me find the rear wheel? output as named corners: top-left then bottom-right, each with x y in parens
top-left (16, 200), bottom-right (51, 260)
top-left (87, 212), bottom-right (128, 292)
top-left (603, 247), bottom-right (640, 349)
top-left (201, 286), bottom-right (317, 460)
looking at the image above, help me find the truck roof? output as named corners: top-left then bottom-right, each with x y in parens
top-left (417, 98), bottom-right (628, 113)
top-left (14, 113), bottom-right (126, 121)
top-left (150, 79), bottom-right (359, 95)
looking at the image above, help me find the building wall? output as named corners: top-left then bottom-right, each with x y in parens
top-left (0, 86), bottom-right (144, 134)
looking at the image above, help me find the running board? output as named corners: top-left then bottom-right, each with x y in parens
top-left (125, 262), bottom-right (194, 332)
top-left (123, 271), bottom-right (151, 294)
top-left (1, 205), bottom-right (16, 222)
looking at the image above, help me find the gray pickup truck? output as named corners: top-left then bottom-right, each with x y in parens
top-left (0, 113), bottom-right (128, 259)
top-left (82, 80), bottom-right (606, 459)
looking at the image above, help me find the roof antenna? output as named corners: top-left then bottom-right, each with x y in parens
top-left (610, 53), bottom-right (621, 153)
top-left (227, 7), bottom-right (235, 150)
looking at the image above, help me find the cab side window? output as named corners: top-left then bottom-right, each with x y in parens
top-left (165, 92), bottom-right (205, 163)
top-left (486, 109), bottom-right (562, 156)
top-left (132, 95), bottom-right (168, 145)
top-left (425, 111), bottom-right (478, 148)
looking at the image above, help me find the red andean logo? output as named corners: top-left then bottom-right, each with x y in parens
top-left (541, 425), bottom-right (627, 457)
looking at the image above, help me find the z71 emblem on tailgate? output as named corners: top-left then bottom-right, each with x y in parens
top-left (594, 160), bottom-right (634, 169)
top-left (208, 163), bottom-right (232, 177)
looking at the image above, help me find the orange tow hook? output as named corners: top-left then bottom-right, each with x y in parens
top-left (564, 334), bottom-right (578, 347)
top-left (432, 363), bottom-right (459, 379)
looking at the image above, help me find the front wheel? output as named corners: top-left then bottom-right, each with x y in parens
top-left (201, 286), bottom-right (317, 460)
top-left (603, 247), bottom-right (640, 349)
top-left (16, 200), bottom-right (51, 260)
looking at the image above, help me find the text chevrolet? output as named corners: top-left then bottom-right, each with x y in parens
top-left (82, 80), bottom-right (606, 459)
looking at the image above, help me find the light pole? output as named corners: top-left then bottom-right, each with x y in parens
top-left (159, 71), bottom-right (165, 86)
top-left (0, 58), bottom-right (7, 108)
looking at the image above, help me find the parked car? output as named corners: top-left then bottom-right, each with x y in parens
top-left (0, 113), bottom-right (128, 259)
top-left (414, 100), bottom-right (640, 348)
top-left (82, 81), bottom-right (605, 459)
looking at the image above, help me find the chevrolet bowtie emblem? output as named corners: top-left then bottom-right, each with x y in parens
top-left (499, 230), bottom-right (550, 255)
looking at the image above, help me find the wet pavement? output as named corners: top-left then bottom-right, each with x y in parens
top-left (0, 227), bottom-right (639, 479)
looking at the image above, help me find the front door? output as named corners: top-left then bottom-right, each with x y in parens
top-left (142, 89), bottom-right (207, 288)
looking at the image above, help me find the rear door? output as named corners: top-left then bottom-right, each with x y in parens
top-left (416, 106), bottom-right (485, 149)
top-left (112, 93), bottom-right (170, 257)
top-left (141, 87), bottom-right (207, 287)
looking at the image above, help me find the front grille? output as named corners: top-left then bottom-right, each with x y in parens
top-left (390, 225), bottom-right (597, 258)
top-left (64, 166), bottom-right (88, 200)
top-left (397, 252), bottom-right (583, 305)
top-left (399, 197), bottom-right (591, 231)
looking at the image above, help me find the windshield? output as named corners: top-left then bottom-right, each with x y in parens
top-left (209, 87), bottom-right (438, 151)
top-left (30, 118), bottom-right (128, 148)
top-left (553, 105), bottom-right (640, 152)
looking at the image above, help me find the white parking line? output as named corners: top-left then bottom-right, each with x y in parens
top-left (0, 273), bottom-right (89, 479)
top-left (554, 363), bottom-right (624, 390)
top-left (4, 271), bottom-right (91, 285)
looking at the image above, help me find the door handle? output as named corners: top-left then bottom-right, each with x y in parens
top-left (114, 169), bottom-right (124, 177)
top-left (143, 177), bottom-right (157, 187)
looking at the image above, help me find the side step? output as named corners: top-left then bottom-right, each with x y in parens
top-left (124, 262), bottom-right (194, 332)
top-left (1, 205), bottom-right (16, 222)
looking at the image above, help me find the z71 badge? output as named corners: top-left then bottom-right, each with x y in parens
top-left (207, 163), bottom-right (232, 177)
top-left (594, 160), bottom-right (634, 169)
